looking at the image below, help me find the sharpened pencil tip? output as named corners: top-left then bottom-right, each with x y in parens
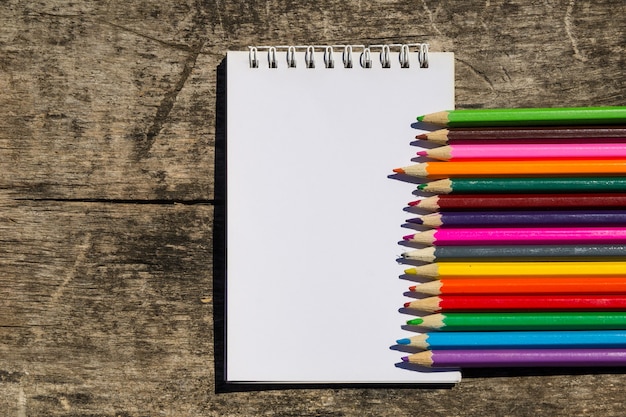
top-left (407, 200), bottom-right (420, 207)
top-left (406, 317), bottom-right (424, 326)
top-left (393, 168), bottom-right (405, 174)
top-left (396, 338), bottom-right (411, 345)
top-left (416, 183), bottom-right (427, 190)
top-left (402, 234), bottom-right (415, 241)
top-left (403, 302), bottom-right (411, 308)
top-left (404, 267), bottom-right (417, 275)
top-left (415, 133), bottom-right (427, 140)
top-left (406, 217), bottom-right (423, 225)
top-left (417, 115), bottom-right (425, 122)
top-left (408, 285), bottom-right (416, 291)
top-left (401, 356), bottom-right (409, 362)
top-left (416, 150), bottom-right (427, 156)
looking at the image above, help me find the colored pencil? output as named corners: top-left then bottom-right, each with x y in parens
top-left (408, 210), bottom-right (626, 228)
top-left (411, 194), bottom-right (626, 211)
top-left (417, 177), bottom-right (626, 194)
top-left (393, 159), bottom-right (626, 178)
top-left (403, 227), bottom-right (626, 246)
top-left (401, 245), bottom-right (626, 262)
top-left (403, 261), bottom-right (626, 278)
top-left (402, 348), bottom-right (626, 368)
top-left (403, 295), bottom-right (626, 313)
top-left (417, 143), bottom-right (626, 161)
top-left (409, 277), bottom-right (626, 296)
top-left (397, 330), bottom-right (626, 350)
top-left (416, 126), bottom-right (626, 144)
top-left (417, 107), bottom-right (626, 127)
top-left (406, 312), bottom-right (626, 331)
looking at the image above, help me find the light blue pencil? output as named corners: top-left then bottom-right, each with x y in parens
top-left (396, 330), bottom-right (626, 350)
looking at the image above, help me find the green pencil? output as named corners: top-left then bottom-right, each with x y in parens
top-left (418, 177), bottom-right (626, 194)
top-left (406, 312), bottom-right (626, 331)
top-left (418, 106), bottom-right (626, 127)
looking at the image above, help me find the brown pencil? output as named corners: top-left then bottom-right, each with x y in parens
top-left (416, 126), bottom-right (626, 144)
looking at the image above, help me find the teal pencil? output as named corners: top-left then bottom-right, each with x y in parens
top-left (418, 177), bottom-right (626, 194)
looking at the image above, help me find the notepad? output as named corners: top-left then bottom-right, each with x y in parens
top-left (225, 44), bottom-right (458, 383)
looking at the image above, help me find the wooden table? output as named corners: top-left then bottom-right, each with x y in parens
top-left (1, 1), bottom-right (624, 415)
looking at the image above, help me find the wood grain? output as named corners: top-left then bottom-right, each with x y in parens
top-left (0, 0), bottom-right (625, 415)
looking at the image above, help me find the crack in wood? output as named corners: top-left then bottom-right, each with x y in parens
top-left (12, 198), bottom-right (218, 205)
top-left (137, 44), bottom-right (205, 159)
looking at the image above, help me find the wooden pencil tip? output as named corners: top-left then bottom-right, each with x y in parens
top-left (393, 168), bottom-right (405, 174)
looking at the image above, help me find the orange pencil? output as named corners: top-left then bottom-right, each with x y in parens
top-left (409, 277), bottom-right (626, 296)
top-left (393, 159), bottom-right (626, 178)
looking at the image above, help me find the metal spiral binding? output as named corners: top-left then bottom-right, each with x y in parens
top-left (248, 43), bottom-right (430, 69)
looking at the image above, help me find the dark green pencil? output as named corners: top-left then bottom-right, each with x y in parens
top-left (418, 177), bottom-right (626, 194)
top-left (406, 312), bottom-right (626, 331)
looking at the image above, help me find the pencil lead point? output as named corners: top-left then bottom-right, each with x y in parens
top-left (406, 317), bottom-right (424, 326)
top-left (408, 285), bottom-right (417, 291)
top-left (406, 217), bottom-right (423, 225)
top-left (402, 234), bottom-right (415, 241)
top-left (396, 338), bottom-right (411, 345)
top-left (416, 150), bottom-right (427, 156)
top-left (404, 267), bottom-right (417, 275)
top-left (407, 200), bottom-right (420, 207)
top-left (417, 115), bottom-right (425, 122)
top-left (416, 183), bottom-right (427, 190)
top-left (401, 356), bottom-right (409, 362)
top-left (403, 302), bottom-right (411, 308)
top-left (393, 168), bottom-right (405, 174)
top-left (415, 133), bottom-right (427, 140)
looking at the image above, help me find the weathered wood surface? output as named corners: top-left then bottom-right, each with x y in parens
top-left (0, 0), bottom-right (625, 415)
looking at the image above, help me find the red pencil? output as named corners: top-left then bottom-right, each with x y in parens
top-left (403, 295), bottom-right (626, 313)
top-left (411, 193), bottom-right (626, 211)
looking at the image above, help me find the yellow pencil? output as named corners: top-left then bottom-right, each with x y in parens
top-left (404, 261), bottom-right (626, 278)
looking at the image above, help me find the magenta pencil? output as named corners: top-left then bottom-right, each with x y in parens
top-left (419, 143), bottom-right (626, 161)
top-left (403, 227), bottom-right (626, 245)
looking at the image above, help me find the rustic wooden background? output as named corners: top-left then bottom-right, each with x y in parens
top-left (1, 0), bottom-right (625, 415)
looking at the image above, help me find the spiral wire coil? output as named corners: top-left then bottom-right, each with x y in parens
top-left (248, 43), bottom-right (430, 69)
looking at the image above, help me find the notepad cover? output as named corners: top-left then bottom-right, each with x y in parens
top-left (225, 48), bottom-right (459, 383)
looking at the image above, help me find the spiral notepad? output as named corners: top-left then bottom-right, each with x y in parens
top-left (226, 44), bottom-right (458, 383)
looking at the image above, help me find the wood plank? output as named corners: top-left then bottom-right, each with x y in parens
top-left (0, 5), bottom-right (216, 200)
top-left (0, 199), bottom-right (215, 415)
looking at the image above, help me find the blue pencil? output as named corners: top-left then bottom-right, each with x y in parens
top-left (396, 330), bottom-right (626, 350)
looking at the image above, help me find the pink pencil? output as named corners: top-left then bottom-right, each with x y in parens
top-left (418, 143), bottom-right (626, 161)
top-left (403, 227), bottom-right (626, 246)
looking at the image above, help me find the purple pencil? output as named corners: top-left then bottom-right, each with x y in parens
top-left (402, 349), bottom-right (626, 368)
top-left (408, 210), bottom-right (626, 228)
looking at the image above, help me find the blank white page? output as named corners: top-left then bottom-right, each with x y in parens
top-left (226, 47), bottom-right (460, 383)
